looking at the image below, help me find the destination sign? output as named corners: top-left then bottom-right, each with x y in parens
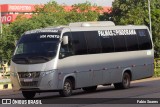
top-left (98, 29), bottom-right (136, 36)
top-left (40, 35), bottom-right (60, 39)
top-left (25, 29), bottom-right (59, 34)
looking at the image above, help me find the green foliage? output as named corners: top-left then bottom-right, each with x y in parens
top-left (108, 0), bottom-right (149, 25)
top-left (10, 17), bottom-right (35, 39)
top-left (154, 58), bottom-right (160, 77)
top-left (0, 25), bottom-right (17, 62)
top-left (65, 2), bottom-right (102, 23)
top-left (35, 1), bottom-right (65, 13)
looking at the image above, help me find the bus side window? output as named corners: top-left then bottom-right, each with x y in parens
top-left (71, 32), bottom-right (88, 55)
top-left (113, 35), bottom-right (127, 52)
top-left (125, 33), bottom-right (139, 51)
top-left (136, 29), bottom-right (152, 50)
top-left (59, 32), bottom-right (73, 59)
top-left (100, 35), bottom-right (114, 53)
top-left (84, 31), bottom-right (102, 54)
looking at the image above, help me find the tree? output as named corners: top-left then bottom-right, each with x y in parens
top-left (101, 0), bottom-right (160, 57)
top-left (34, 1), bottom-right (68, 26)
top-left (65, 2), bottom-right (102, 23)
top-left (0, 25), bottom-right (17, 62)
top-left (10, 16), bottom-right (36, 39)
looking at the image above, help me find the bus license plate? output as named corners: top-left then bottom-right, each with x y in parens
top-left (24, 78), bottom-right (33, 82)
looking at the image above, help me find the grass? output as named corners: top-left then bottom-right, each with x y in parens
top-left (0, 82), bottom-right (11, 85)
top-left (154, 67), bottom-right (160, 77)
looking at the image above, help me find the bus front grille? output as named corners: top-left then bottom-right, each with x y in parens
top-left (20, 81), bottom-right (38, 87)
top-left (18, 72), bottom-right (40, 78)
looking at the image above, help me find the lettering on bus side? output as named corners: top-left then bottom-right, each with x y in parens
top-left (98, 29), bottom-right (136, 37)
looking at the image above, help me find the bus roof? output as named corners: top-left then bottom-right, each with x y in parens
top-left (24, 21), bottom-right (149, 34)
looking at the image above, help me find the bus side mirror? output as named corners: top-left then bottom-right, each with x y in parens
top-left (63, 36), bottom-right (68, 45)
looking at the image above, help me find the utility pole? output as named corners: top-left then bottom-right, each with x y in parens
top-left (148, 0), bottom-right (152, 35)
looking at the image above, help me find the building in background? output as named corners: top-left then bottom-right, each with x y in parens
top-left (0, 4), bottom-right (35, 24)
top-left (0, 4), bottom-right (111, 24)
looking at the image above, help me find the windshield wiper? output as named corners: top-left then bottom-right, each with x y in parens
top-left (12, 57), bottom-right (30, 63)
top-left (29, 56), bottom-right (50, 61)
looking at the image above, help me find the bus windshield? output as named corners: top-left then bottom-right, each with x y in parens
top-left (12, 32), bottom-right (60, 64)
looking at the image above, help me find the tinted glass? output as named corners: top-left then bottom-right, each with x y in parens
top-left (12, 32), bottom-right (60, 64)
top-left (100, 35), bottom-right (114, 53)
top-left (15, 42), bottom-right (58, 55)
top-left (136, 29), bottom-right (152, 50)
top-left (59, 32), bottom-right (74, 58)
top-left (113, 35), bottom-right (127, 52)
top-left (71, 32), bottom-right (88, 55)
top-left (18, 32), bottom-right (60, 44)
top-left (125, 35), bottom-right (139, 51)
top-left (84, 31), bottom-right (102, 54)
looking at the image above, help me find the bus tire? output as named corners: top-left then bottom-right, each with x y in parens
top-left (114, 72), bottom-right (131, 89)
top-left (22, 91), bottom-right (36, 99)
top-left (59, 79), bottom-right (73, 97)
top-left (82, 86), bottom-right (97, 92)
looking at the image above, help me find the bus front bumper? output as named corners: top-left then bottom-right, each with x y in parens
top-left (10, 70), bottom-right (59, 91)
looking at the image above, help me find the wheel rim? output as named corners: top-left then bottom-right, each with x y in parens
top-left (123, 74), bottom-right (130, 87)
top-left (64, 82), bottom-right (71, 94)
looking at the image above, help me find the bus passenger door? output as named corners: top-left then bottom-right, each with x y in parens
top-left (57, 28), bottom-right (78, 89)
top-left (70, 31), bottom-right (93, 88)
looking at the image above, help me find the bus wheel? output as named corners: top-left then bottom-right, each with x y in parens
top-left (59, 79), bottom-right (73, 97)
top-left (82, 86), bottom-right (97, 92)
top-left (114, 72), bottom-right (131, 89)
top-left (22, 91), bottom-right (36, 99)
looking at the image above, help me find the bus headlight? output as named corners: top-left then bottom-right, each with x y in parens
top-left (41, 70), bottom-right (55, 77)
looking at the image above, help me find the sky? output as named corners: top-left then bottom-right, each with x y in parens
top-left (0, 0), bottom-right (114, 6)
